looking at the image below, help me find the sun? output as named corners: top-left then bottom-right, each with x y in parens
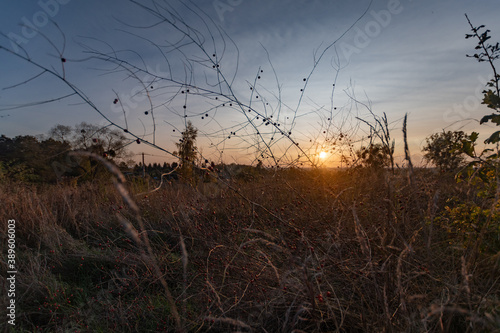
top-left (319, 151), bottom-right (328, 159)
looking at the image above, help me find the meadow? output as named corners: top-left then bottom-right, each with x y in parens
top-left (1, 166), bottom-right (498, 332)
top-left (1, 5), bottom-right (499, 332)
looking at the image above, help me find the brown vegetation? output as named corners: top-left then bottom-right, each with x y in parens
top-left (1, 167), bottom-right (498, 332)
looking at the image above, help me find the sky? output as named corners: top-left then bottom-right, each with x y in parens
top-left (0, 0), bottom-right (499, 167)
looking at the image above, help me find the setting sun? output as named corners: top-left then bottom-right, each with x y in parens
top-left (319, 151), bottom-right (328, 159)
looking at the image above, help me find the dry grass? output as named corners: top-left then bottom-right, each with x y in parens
top-left (0, 168), bottom-right (499, 332)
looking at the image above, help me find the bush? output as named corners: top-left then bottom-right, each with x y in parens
top-left (356, 143), bottom-right (391, 169)
top-left (437, 199), bottom-right (500, 254)
top-left (423, 131), bottom-right (469, 172)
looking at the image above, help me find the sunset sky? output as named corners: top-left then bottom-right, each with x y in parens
top-left (1, 0), bottom-right (499, 166)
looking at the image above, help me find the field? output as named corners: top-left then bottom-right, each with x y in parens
top-left (1, 167), bottom-right (499, 332)
top-left (1, 1), bottom-right (499, 332)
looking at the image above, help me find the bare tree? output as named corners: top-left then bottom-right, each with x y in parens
top-left (48, 124), bottom-right (72, 143)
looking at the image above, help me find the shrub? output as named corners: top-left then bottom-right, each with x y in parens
top-left (437, 199), bottom-right (500, 254)
top-left (422, 131), bottom-right (469, 172)
top-left (356, 143), bottom-right (391, 169)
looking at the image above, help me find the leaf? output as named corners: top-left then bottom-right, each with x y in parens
top-left (480, 114), bottom-right (500, 125)
top-left (462, 141), bottom-right (475, 157)
top-left (482, 91), bottom-right (500, 110)
top-left (484, 130), bottom-right (500, 144)
top-left (477, 168), bottom-right (490, 183)
top-left (469, 132), bottom-right (479, 142)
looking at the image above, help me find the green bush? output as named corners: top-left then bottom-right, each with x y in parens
top-left (437, 199), bottom-right (500, 254)
top-left (423, 131), bottom-right (469, 172)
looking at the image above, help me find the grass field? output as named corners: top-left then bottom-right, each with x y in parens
top-left (1, 167), bottom-right (499, 332)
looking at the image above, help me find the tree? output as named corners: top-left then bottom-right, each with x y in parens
top-left (465, 15), bottom-right (500, 144)
top-left (423, 131), bottom-right (469, 172)
top-left (47, 122), bottom-right (132, 181)
top-left (71, 122), bottom-right (128, 159)
top-left (0, 135), bottom-right (71, 182)
top-left (48, 122), bottom-right (130, 159)
top-left (459, 16), bottom-right (500, 185)
top-left (48, 124), bottom-right (72, 143)
top-left (355, 143), bottom-right (391, 169)
top-left (174, 121), bottom-right (198, 181)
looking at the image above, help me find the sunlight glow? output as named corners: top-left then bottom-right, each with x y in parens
top-left (319, 151), bottom-right (328, 159)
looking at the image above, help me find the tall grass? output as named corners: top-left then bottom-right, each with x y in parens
top-left (0, 168), bottom-right (498, 332)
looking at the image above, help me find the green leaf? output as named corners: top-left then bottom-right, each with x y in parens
top-left (469, 132), bottom-right (479, 141)
top-left (478, 168), bottom-right (490, 183)
top-left (480, 114), bottom-right (500, 125)
top-left (482, 91), bottom-right (500, 110)
top-left (481, 115), bottom-right (494, 124)
top-left (461, 140), bottom-right (475, 157)
top-left (485, 130), bottom-right (500, 144)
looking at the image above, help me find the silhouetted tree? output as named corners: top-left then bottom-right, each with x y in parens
top-left (356, 143), bottom-right (391, 169)
top-left (70, 122), bottom-right (128, 159)
top-left (48, 124), bottom-right (72, 143)
top-left (423, 131), bottom-right (468, 172)
top-left (174, 121), bottom-right (198, 181)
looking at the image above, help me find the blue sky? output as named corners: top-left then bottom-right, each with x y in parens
top-left (1, 0), bottom-right (499, 166)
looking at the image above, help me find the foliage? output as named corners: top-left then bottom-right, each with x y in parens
top-left (174, 121), bottom-right (198, 181)
top-left (465, 15), bottom-right (500, 144)
top-left (65, 122), bottom-right (131, 181)
top-left (355, 143), bottom-right (391, 169)
top-left (0, 160), bottom-right (38, 182)
top-left (422, 131), bottom-right (470, 172)
top-left (435, 16), bottom-right (500, 269)
top-left (458, 17), bottom-right (500, 199)
top-left (0, 123), bottom-right (131, 183)
top-left (48, 124), bottom-right (73, 143)
top-left (356, 112), bottom-right (395, 172)
top-left (437, 199), bottom-right (500, 254)
top-left (0, 134), bottom-right (71, 182)
top-left (67, 122), bottom-right (129, 159)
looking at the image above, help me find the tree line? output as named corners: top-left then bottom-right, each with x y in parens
top-left (0, 122), bottom-right (130, 183)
